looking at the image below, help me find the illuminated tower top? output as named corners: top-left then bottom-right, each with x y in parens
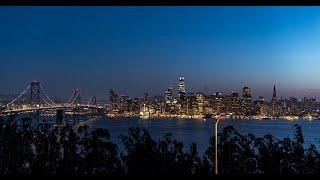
top-left (178, 76), bottom-right (186, 93)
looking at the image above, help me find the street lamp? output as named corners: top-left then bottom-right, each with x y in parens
top-left (214, 115), bottom-right (227, 175)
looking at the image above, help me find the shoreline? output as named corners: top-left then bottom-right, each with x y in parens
top-left (105, 115), bottom-right (320, 121)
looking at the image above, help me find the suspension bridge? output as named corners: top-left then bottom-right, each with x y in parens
top-left (0, 81), bottom-right (104, 117)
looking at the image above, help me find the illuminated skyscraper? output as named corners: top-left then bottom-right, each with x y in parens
top-left (196, 92), bottom-right (204, 115)
top-left (165, 87), bottom-right (173, 113)
top-left (273, 84), bottom-right (277, 98)
top-left (109, 89), bottom-right (119, 107)
top-left (257, 96), bottom-right (268, 116)
top-left (109, 89), bottom-right (120, 114)
top-left (187, 93), bottom-right (196, 115)
top-left (178, 76), bottom-right (187, 115)
top-left (178, 76), bottom-right (186, 101)
top-left (242, 87), bottom-right (252, 100)
top-left (242, 87), bottom-right (253, 116)
top-left (165, 87), bottom-right (173, 103)
top-left (213, 92), bottom-right (224, 114)
top-left (271, 84), bottom-right (279, 117)
top-left (227, 91), bottom-right (241, 115)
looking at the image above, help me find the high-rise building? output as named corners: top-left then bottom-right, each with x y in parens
top-left (226, 91), bottom-right (241, 115)
top-left (165, 87), bottom-right (174, 114)
top-left (242, 87), bottom-right (252, 100)
top-left (109, 89), bottom-right (120, 115)
top-left (242, 87), bottom-right (253, 116)
top-left (119, 95), bottom-right (129, 113)
top-left (271, 84), bottom-right (278, 117)
top-left (187, 93), bottom-right (196, 115)
top-left (109, 89), bottom-right (119, 107)
top-left (256, 96), bottom-right (268, 116)
top-left (213, 92), bottom-right (224, 114)
top-left (132, 98), bottom-right (140, 115)
top-left (178, 76), bottom-right (186, 101)
top-left (196, 92), bottom-right (204, 115)
top-left (165, 87), bottom-right (173, 103)
top-left (178, 76), bottom-right (187, 115)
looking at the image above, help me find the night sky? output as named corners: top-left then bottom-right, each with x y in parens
top-left (1, 7), bottom-right (320, 100)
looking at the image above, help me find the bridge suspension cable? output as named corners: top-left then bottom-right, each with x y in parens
top-left (65, 90), bottom-right (80, 107)
top-left (39, 84), bottom-right (58, 106)
top-left (40, 96), bottom-right (56, 107)
top-left (88, 96), bottom-right (97, 107)
top-left (6, 84), bottom-right (31, 106)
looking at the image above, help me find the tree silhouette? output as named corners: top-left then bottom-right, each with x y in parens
top-left (0, 115), bottom-right (318, 176)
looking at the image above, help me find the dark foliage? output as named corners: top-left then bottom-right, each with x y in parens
top-left (0, 115), bottom-right (318, 175)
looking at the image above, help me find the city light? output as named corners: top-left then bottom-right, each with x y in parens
top-left (105, 77), bottom-right (320, 121)
top-left (1, 77), bottom-right (320, 121)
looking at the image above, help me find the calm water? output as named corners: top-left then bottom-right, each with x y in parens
top-left (80, 117), bottom-right (320, 155)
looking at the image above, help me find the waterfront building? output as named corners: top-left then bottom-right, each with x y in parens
top-left (229, 91), bottom-right (241, 116)
top-left (109, 89), bottom-right (120, 114)
top-left (225, 91), bottom-right (241, 115)
top-left (165, 87), bottom-right (174, 114)
top-left (213, 92), bottom-right (224, 115)
top-left (187, 93), bottom-right (196, 116)
top-left (102, 76), bottom-right (320, 119)
top-left (119, 95), bottom-right (129, 113)
top-left (242, 87), bottom-right (253, 116)
top-left (132, 98), bottom-right (140, 115)
top-left (196, 92), bottom-right (204, 115)
top-left (256, 96), bottom-right (268, 116)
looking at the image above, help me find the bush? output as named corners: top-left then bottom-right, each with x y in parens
top-left (0, 115), bottom-right (317, 175)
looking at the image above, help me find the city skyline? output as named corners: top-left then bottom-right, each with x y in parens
top-left (0, 78), bottom-right (318, 102)
top-left (2, 7), bottom-right (320, 99)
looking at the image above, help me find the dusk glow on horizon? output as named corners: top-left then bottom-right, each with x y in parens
top-left (1, 6), bottom-right (320, 99)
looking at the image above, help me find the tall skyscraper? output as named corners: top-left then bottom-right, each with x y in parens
top-left (109, 89), bottom-right (119, 106)
top-left (213, 92), bottom-right (224, 114)
top-left (165, 87), bottom-right (173, 103)
top-left (242, 87), bottom-right (252, 100)
top-left (109, 89), bottom-right (119, 113)
top-left (165, 87), bottom-right (173, 113)
top-left (256, 96), bottom-right (268, 116)
top-left (273, 84), bottom-right (277, 98)
top-left (178, 76), bottom-right (186, 101)
top-left (271, 84), bottom-right (278, 117)
top-left (178, 76), bottom-right (187, 115)
top-left (226, 91), bottom-right (241, 115)
top-left (187, 93), bottom-right (196, 115)
top-left (242, 87), bottom-right (252, 116)
top-left (196, 92), bottom-right (204, 115)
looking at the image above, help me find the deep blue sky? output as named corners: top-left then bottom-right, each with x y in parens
top-left (1, 7), bottom-right (320, 100)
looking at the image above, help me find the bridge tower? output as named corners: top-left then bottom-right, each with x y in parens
top-left (71, 89), bottom-right (81, 122)
top-left (30, 81), bottom-right (41, 106)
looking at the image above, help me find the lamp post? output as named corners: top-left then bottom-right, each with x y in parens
top-left (215, 115), bottom-right (226, 175)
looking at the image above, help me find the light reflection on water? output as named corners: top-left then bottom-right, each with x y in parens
top-left (87, 117), bottom-right (320, 155)
top-left (5, 114), bottom-right (320, 155)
